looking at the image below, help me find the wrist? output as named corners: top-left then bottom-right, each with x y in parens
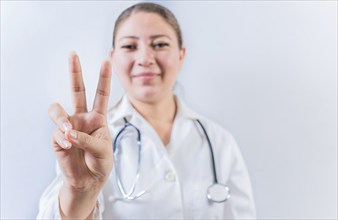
top-left (59, 183), bottom-right (101, 219)
top-left (63, 178), bottom-right (104, 195)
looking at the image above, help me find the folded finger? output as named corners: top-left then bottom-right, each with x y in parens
top-left (93, 60), bottom-right (112, 115)
top-left (48, 103), bottom-right (72, 132)
top-left (53, 129), bottom-right (72, 149)
top-left (66, 129), bottom-right (110, 157)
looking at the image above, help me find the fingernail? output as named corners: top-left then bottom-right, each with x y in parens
top-left (63, 122), bottom-right (72, 132)
top-left (70, 130), bottom-right (77, 139)
top-left (62, 139), bottom-right (71, 149)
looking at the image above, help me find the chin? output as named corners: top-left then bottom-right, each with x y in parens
top-left (131, 88), bottom-right (164, 104)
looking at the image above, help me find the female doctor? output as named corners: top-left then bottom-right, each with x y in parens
top-left (37, 2), bottom-right (256, 219)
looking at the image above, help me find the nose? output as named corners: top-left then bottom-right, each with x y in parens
top-left (136, 46), bottom-right (155, 67)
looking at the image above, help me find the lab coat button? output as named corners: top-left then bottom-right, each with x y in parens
top-left (165, 171), bottom-right (176, 182)
top-left (108, 195), bottom-right (115, 202)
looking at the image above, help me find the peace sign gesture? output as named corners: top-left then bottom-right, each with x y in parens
top-left (48, 52), bottom-right (113, 219)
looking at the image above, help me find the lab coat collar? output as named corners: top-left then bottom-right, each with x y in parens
top-left (107, 95), bottom-right (135, 124)
top-left (174, 95), bottom-right (200, 121)
top-left (107, 95), bottom-right (200, 125)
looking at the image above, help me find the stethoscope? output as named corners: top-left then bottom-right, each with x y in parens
top-left (113, 117), bottom-right (231, 203)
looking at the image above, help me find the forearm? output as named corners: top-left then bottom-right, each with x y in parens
top-left (59, 182), bottom-right (101, 219)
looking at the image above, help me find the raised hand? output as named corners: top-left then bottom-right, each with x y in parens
top-left (48, 52), bottom-right (113, 218)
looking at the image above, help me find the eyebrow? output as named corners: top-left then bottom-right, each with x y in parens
top-left (118, 34), bottom-right (172, 42)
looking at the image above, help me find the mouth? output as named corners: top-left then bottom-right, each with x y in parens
top-left (132, 72), bottom-right (160, 82)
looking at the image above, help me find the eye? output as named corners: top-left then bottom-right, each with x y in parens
top-left (153, 42), bottom-right (169, 49)
top-left (121, 44), bottom-right (137, 50)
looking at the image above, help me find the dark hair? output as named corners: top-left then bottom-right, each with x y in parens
top-left (112, 2), bottom-right (183, 49)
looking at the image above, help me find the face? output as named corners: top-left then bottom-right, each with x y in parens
top-left (110, 12), bottom-right (185, 104)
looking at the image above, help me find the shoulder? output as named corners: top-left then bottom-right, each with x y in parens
top-left (197, 114), bottom-right (239, 149)
top-left (176, 96), bottom-right (237, 144)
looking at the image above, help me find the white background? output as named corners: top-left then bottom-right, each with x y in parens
top-left (1, 1), bottom-right (337, 219)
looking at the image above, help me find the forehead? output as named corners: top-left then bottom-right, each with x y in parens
top-left (116, 12), bottom-right (177, 40)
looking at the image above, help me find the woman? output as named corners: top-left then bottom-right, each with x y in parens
top-left (38, 2), bottom-right (256, 219)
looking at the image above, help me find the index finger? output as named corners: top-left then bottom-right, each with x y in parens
top-left (93, 60), bottom-right (112, 115)
top-left (69, 52), bottom-right (88, 113)
top-left (48, 103), bottom-right (72, 132)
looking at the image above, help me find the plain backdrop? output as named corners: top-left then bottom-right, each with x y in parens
top-left (1, 1), bottom-right (337, 219)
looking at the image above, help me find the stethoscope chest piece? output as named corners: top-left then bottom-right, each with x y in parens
top-left (207, 183), bottom-right (231, 203)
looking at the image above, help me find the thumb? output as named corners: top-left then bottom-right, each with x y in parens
top-left (66, 130), bottom-right (111, 156)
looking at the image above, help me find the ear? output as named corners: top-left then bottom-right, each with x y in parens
top-left (178, 46), bottom-right (186, 71)
top-left (109, 48), bottom-right (114, 60)
top-left (109, 48), bottom-right (116, 73)
top-left (179, 46), bottom-right (186, 61)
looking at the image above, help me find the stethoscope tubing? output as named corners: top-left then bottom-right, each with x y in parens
top-left (113, 118), bottom-right (142, 199)
top-left (113, 117), bottom-right (230, 202)
top-left (195, 119), bottom-right (218, 184)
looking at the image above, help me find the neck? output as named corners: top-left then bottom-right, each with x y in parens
top-left (128, 94), bottom-right (177, 125)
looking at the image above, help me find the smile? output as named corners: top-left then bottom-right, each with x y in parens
top-left (132, 73), bottom-right (160, 82)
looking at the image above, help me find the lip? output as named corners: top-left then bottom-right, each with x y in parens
top-left (132, 72), bottom-right (160, 81)
top-left (132, 72), bottom-right (160, 77)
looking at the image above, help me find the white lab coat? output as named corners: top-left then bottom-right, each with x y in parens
top-left (37, 95), bottom-right (256, 219)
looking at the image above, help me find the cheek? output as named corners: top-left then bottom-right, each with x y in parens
top-left (157, 57), bottom-right (179, 87)
top-left (157, 53), bottom-right (180, 72)
top-left (113, 56), bottom-right (133, 87)
top-left (114, 54), bottom-right (132, 73)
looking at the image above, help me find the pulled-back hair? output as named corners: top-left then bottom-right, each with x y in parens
top-left (112, 2), bottom-right (183, 49)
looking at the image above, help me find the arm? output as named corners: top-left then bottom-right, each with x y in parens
top-left (224, 134), bottom-right (256, 219)
top-left (59, 183), bottom-right (100, 219)
top-left (37, 164), bottom-right (105, 219)
top-left (223, 135), bottom-right (256, 219)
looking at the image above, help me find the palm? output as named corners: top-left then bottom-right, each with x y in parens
top-left (50, 53), bottom-right (113, 190)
